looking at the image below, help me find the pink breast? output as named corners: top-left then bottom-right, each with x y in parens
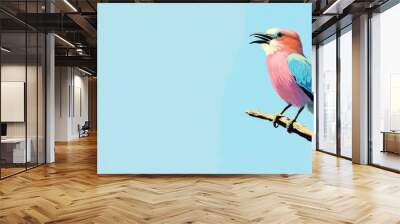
top-left (266, 52), bottom-right (310, 108)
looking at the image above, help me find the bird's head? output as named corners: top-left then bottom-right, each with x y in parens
top-left (250, 28), bottom-right (303, 55)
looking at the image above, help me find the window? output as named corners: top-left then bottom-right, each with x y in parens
top-left (370, 4), bottom-right (400, 171)
top-left (339, 28), bottom-right (352, 158)
top-left (317, 36), bottom-right (337, 154)
top-left (0, 1), bottom-right (46, 179)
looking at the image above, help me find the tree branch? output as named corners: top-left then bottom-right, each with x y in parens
top-left (246, 110), bottom-right (313, 141)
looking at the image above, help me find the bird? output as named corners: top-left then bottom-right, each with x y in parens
top-left (250, 28), bottom-right (313, 132)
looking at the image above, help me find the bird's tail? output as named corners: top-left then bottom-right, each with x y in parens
top-left (306, 101), bottom-right (313, 114)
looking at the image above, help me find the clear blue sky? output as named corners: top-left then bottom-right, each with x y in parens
top-left (98, 3), bottom-right (312, 174)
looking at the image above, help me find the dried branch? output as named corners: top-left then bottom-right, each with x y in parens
top-left (246, 110), bottom-right (313, 141)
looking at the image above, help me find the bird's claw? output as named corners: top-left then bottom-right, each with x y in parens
top-left (272, 113), bottom-right (282, 128)
top-left (287, 120), bottom-right (295, 133)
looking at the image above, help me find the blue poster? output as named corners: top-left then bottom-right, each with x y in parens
top-left (98, 3), bottom-right (313, 174)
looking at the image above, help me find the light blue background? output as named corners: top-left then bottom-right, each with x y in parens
top-left (98, 3), bottom-right (312, 174)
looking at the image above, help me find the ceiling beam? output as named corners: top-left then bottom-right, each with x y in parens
top-left (55, 55), bottom-right (96, 71)
top-left (312, 15), bottom-right (335, 33)
top-left (67, 13), bottom-right (97, 39)
top-left (323, 0), bottom-right (356, 14)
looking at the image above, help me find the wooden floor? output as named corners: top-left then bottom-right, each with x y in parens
top-left (1, 135), bottom-right (400, 223)
top-left (0, 167), bottom-right (26, 178)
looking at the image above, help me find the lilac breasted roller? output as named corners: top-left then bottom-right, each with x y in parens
top-left (250, 28), bottom-right (313, 132)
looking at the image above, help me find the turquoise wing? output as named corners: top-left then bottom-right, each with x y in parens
top-left (288, 53), bottom-right (313, 100)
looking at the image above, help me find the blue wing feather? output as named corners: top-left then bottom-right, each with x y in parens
top-left (287, 54), bottom-right (313, 100)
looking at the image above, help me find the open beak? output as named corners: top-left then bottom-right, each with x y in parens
top-left (250, 33), bottom-right (272, 44)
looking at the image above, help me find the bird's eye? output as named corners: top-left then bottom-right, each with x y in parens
top-left (277, 32), bottom-right (283, 38)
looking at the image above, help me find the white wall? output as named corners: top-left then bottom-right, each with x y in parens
top-left (1, 65), bottom-right (28, 141)
top-left (71, 73), bottom-right (89, 138)
top-left (1, 65), bottom-right (41, 137)
top-left (55, 67), bottom-right (89, 141)
top-left (55, 66), bottom-right (70, 141)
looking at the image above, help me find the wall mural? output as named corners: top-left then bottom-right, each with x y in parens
top-left (98, 3), bottom-right (313, 174)
top-left (248, 29), bottom-right (313, 141)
